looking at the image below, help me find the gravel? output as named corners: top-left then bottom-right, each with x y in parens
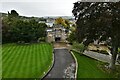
top-left (63, 63), bottom-right (76, 78)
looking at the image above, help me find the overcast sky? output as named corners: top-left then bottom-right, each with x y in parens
top-left (0, 0), bottom-right (78, 17)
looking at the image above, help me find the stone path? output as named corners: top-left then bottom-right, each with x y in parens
top-left (43, 43), bottom-right (75, 79)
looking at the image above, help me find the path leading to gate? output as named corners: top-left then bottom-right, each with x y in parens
top-left (43, 42), bottom-right (75, 79)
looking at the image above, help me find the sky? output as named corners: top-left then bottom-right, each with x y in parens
top-left (0, 0), bottom-right (78, 17)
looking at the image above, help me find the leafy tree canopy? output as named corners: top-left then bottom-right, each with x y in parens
top-left (72, 1), bottom-right (120, 70)
top-left (55, 17), bottom-right (71, 28)
top-left (2, 10), bottom-right (47, 43)
top-left (8, 10), bottom-right (19, 18)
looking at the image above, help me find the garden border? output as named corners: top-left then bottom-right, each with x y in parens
top-left (70, 51), bottom-right (78, 79)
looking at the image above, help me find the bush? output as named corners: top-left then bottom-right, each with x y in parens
top-left (72, 42), bottom-right (85, 53)
top-left (118, 48), bottom-right (120, 53)
top-left (67, 31), bottom-right (76, 43)
top-left (98, 50), bottom-right (109, 55)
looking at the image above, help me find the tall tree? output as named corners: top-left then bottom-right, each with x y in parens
top-left (2, 10), bottom-right (19, 43)
top-left (8, 10), bottom-right (19, 17)
top-left (72, 1), bottom-right (120, 70)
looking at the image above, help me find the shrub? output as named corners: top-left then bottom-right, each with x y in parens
top-left (72, 42), bottom-right (85, 53)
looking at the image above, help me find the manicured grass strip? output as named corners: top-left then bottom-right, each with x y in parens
top-left (2, 45), bottom-right (17, 63)
top-left (7, 45), bottom-right (24, 77)
top-left (72, 51), bottom-right (111, 78)
top-left (2, 43), bottom-right (53, 78)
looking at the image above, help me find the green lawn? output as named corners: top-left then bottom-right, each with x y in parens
top-left (72, 51), bottom-right (111, 78)
top-left (2, 43), bottom-right (53, 78)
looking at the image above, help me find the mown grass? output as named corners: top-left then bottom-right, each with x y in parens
top-left (2, 43), bottom-right (53, 78)
top-left (72, 51), bottom-right (112, 78)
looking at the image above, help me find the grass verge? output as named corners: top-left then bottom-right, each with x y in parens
top-left (72, 51), bottom-right (112, 78)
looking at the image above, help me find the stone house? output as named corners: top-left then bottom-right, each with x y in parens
top-left (46, 24), bottom-right (67, 42)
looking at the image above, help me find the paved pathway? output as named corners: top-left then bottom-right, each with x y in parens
top-left (43, 48), bottom-right (75, 79)
top-left (83, 50), bottom-right (111, 63)
top-left (54, 42), bottom-right (67, 49)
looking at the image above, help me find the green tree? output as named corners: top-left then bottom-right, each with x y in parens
top-left (11, 19), bottom-right (47, 43)
top-left (2, 17), bottom-right (11, 43)
top-left (8, 10), bottom-right (19, 18)
top-left (72, 2), bottom-right (120, 70)
top-left (67, 31), bottom-right (76, 43)
top-left (2, 10), bottom-right (47, 43)
top-left (2, 10), bottom-right (20, 43)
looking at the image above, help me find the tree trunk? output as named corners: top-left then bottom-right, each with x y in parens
top-left (109, 53), bottom-right (117, 70)
top-left (109, 45), bottom-right (118, 70)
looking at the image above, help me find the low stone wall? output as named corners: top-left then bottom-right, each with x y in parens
top-left (83, 50), bottom-right (111, 63)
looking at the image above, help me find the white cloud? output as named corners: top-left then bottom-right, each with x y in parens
top-left (1, 0), bottom-right (78, 17)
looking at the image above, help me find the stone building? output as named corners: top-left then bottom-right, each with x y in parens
top-left (46, 24), bottom-right (67, 42)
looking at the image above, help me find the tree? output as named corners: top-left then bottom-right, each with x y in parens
top-left (2, 17), bottom-right (11, 43)
top-left (55, 17), bottom-right (71, 28)
top-left (8, 10), bottom-right (19, 18)
top-left (2, 10), bottom-right (47, 43)
top-left (67, 31), bottom-right (76, 43)
top-left (11, 19), bottom-right (47, 43)
top-left (2, 10), bottom-right (20, 43)
top-left (72, 1), bottom-right (120, 70)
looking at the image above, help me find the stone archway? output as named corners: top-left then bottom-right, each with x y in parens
top-left (55, 37), bottom-right (61, 42)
